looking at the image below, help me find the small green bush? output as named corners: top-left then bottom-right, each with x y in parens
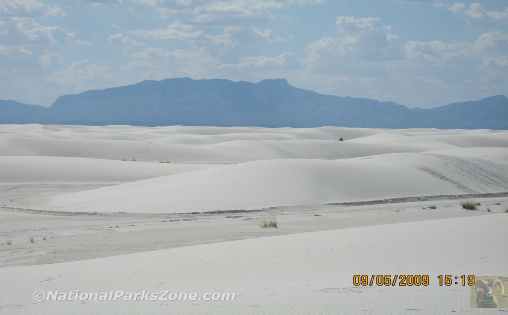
top-left (260, 219), bottom-right (278, 229)
top-left (462, 201), bottom-right (478, 210)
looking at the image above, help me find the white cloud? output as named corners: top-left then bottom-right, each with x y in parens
top-left (473, 31), bottom-right (508, 54)
top-left (0, 0), bottom-right (65, 17)
top-left (44, 5), bottom-right (66, 17)
top-left (115, 23), bottom-right (241, 48)
top-left (131, 22), bottom-right (203, 40)
top-left (1, 17), bottom-right (76, 46)
top-left (447, 2), bottom-right (508, 21)
top-left (448, 2), bottom-right (465, 13)
top-left (404, 40), bottom-right (469, 63)
top-left (205, 26), bottom-right (241, 47)
top-left (465, 3), bottom-right (484, 18)
top-left (335, 16), bottom-right (380, 32)
top-left (0, 44), bottom-right (32, 56)
top-left (251, 27), bottom-right (286, 42)
top-left (300, 13), bottom-right (508, 106)
top-left (0, 0), bottom-right (44, 14)
top-left (108, 33), bottom-right (143, 47)
top-left (48, 60), bottom-right (115, 92)
top-left (252, 28), bottom-right (273, 41)
top-left (38, 51), bottom-right (61, 68)
top-left (304, 16), bottom-right (400, 73)
top-left (132, 0), bottom-right (322, 22)
top-left (483, 56), bottom-right (508, 68)
top-left (221, 53), bottom-right (289, 70)
top-left (125, 46), bottom-right (221, 79)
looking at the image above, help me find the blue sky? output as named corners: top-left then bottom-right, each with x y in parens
top-left (1, 0), bottom-right (507, 107)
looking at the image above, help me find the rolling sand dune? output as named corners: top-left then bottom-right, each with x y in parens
top-left (3, 125), bottom-right (505, 163)
top-left (0, 156), bottom-right (213, 183)
top-left (0, 132), bottom-right (429, 163)
top-left (44, 148), bottom-right (508, 213)
top-left (0, 125), bottom-right (506, 213)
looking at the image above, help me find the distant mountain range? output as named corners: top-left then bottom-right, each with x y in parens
top-left (1, 78), bottom-right (507, 129)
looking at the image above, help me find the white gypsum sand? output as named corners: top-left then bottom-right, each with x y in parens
top-left (0, 156), bottom-right (214, 183)
top-left (43, 149), bottom-right (508, 213)
top-left (0, 125), bottom-right (499, 213)
top-left (0, 125), bottom-right (507, 314)
top-left (0, 214), bottom-right (506, 314)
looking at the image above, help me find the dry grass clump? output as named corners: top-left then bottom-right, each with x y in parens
top-left (461, 201), bottom-right (480, 210)
top-left (260, 219), bottom-right (278, 229)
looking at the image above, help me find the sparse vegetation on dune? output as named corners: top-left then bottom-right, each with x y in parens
top-left (461, 201), bottom-right (480, 210)
top-left (260, 219), bottom-right (278, 229)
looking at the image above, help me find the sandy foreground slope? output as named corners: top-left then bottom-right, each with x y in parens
top-left (1, 214), bottom-right (506, 315)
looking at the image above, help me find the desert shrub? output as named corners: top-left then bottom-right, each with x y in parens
top-left (339, 137), bottom-right (344, 142)
top-left (461, 201), bottom-right (478, 210)
top-left (428, 205), bottom-right (437, 210)
top-left (29, 237), bottom-right (35, 243)
top-left (5, 240), bottom-right (12, 246)
top-left (260, 219), bottom-right (278, 229)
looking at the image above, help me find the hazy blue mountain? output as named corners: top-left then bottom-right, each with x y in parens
top-left (1, 78), bottom-right (507, 129)
top-left (0, 100), bottom-right (48, 124)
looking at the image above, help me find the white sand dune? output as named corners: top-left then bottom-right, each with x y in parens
top-left (1, 125), bottom-right (507, 213)
top-left (44, 148), bottom-right (508, 213)
top-left (4, 125), bottom-right (505, 163)
top-left (1, 214), bottom-right (506, 314)
top-left (0, 125), bottom-right (383, 162)
top-left (0, 132), bottom-right (430, 163)
top-left (0, 156), bottom-right (213, 183)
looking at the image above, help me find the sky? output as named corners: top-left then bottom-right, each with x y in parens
top-left (0, 0), bottom-right (507, 107)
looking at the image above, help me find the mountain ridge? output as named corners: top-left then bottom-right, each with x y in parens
top-left (1, 78), bottom-right (507, 129)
